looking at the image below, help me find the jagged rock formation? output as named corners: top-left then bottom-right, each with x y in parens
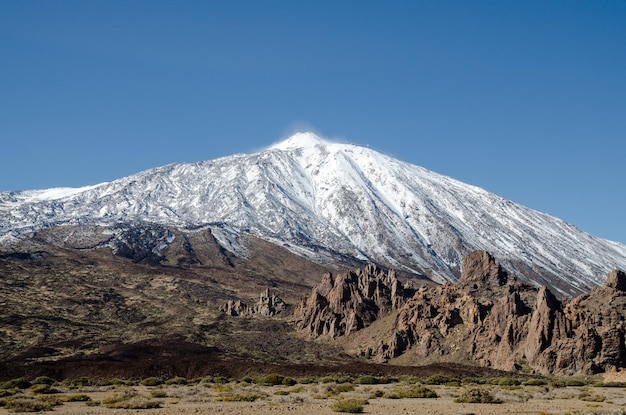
top-left (296, 251), bottom-right (626, 375)
top-left (221, 288), bottom-right (288, 317)
top-left (295, 264), bottom-right (406, 337)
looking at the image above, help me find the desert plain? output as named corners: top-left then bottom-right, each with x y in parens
top-left (3, 374), bottom-right (626, 415)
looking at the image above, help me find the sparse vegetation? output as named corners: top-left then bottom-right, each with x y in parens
top-left (423, 374), bottom-right (457, 385)
top-left (331, 398), bottom-right (368, 413)
top-left (215, 392), bottom-right (266, 402)
top-left (166, 376), bottom-right (187, 385)
top-left (1, 379), bottom-right (31, 390)
top-left (31, 376), bottom-right (57, 385)
top-left (394, 385), bottom-right (438, 398)
top-left (455, 387), bottom-right (502, 403)
top-left (4, 398), bottom-right (53, 412)
top-left (141, 377), bottom-right (163, 386)
top-left (1, 373), bottom-right (626, 414)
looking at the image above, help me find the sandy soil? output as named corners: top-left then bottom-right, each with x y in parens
top-left (2, 382), bottom-right (626, 415)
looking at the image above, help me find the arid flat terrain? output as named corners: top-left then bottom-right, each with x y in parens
top-left (2, 375), bottom-right (626, 415)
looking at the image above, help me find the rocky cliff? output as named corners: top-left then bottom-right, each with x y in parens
top-left (296, 251), bottom-right (626, 375)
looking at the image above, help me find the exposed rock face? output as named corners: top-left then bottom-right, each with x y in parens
top-left (606, 270), bottom-right (626, 291)
top-left (295, 264), bottom-right (405, 337)
top-left (221, 288), bottom-right (288, 317)
top-left (296, 251), bottom-right (626, 375)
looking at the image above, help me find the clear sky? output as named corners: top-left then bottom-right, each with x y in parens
top-left (1, 1), bottom-right (625, 244)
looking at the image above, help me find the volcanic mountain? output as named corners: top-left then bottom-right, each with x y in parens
top-left (2, 132), bottom-right (626, 297)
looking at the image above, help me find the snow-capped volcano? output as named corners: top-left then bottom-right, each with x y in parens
top-left (2, 132), bottom-right (626, 296)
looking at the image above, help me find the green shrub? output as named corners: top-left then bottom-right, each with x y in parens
top-left (524, 378), bottom-right (547, 386)
top-left (297, 377), bottom-right (315, 384)
top-left (0, 389), bottom-right (15, 398)
top-left (165, 376), bottom-right (187, 385)
top-left (395, 385), bottom-right (438, 399)
top-left (36, 395), bottom-right (64, 407)
top-left (423, 374), bottom-right (456, 385)
top-left (1, 378), bottom-right (31, 390)
top-left (592, 381), bottom-right (626, 388)
top-left (333, 383), bottom-right (355, 393)
top-left (354, 375), bottom-right (378, 385)
top-left (255, 373), bottom-right (285, 386)
top-left (565, 379), bottom-right (586, 387)
top-left (141, 377), bottom-right (163, 386)
top-left (5, 398), bottom-right (53, 412)
top-left (282, 377), bottom-right (297, 386)
top-left (274, 390), bottom-right (290, 396)
top-left (31, 376), bottom-right (56, 385)
top-left (331, 398), bottom-right (367, 413)
top-left (63, 377), bottom-right (92, 388)
top-left (150, 391), bottom-right (167, 398)
top-left (455, 387), bottom-right (502, 404)
top-left (30, 384), bottom-right (59, 394)
top-left (213, 376), bottom-right (229, 384)
top-left (215, 393), bottom-right (265, 402)
top-left (462, 377), bottom-right (487, 385)
top-left (490, 377), bottom-right (521, 386)
top-left (579, 392), bottom-right (606, 402)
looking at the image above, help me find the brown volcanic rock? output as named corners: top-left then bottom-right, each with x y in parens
top-left (296, 264), bottom-right (405, 337)
top-left (606, 269), bottom-right (626, 291)
top-left (297, 251), bottom-right (626, 375)
top-left (221, 288), bottom-right (288, 317)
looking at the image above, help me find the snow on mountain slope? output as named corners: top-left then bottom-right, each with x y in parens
top-left (2, 132), bottom-right (625, 296)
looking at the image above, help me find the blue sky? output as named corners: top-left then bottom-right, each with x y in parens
top-left (1, 1), bottom-right (625, 244)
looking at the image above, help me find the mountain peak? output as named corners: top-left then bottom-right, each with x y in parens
top-left (269, 132), bottom-right (331, 151)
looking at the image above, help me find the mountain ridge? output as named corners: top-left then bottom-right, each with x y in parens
top-left (2, 132), bottom-right (626, 297)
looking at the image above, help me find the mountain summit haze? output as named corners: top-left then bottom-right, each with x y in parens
top-left (1, 132), bottom-right (625, 297)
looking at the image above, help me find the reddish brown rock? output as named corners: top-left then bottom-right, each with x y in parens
top-left (295, 264), bottom-right (405, 337)
top-left (296, 251), bottom-right (626, 375)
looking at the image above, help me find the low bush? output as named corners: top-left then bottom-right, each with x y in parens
top-left (5, 398), bottom-right (53, 412)
top-left (524, 378), bottom-right (547, 386)
top-left (254, 373), bottom-right (285, 386)
top-left (579, 391), bottom-right (606, 402)
top-left (297, 377), bottom-right (315, 384)
top-left (0, 379), bottom-right (31, 390)
top-left (423, 374), bottom-right (456, 385)
top-left (0, 389), bottom-right (15, 398)
top-left (354, 375), bottom-right (378, 385)
top-left (31, 376), bottom-right (56, 385)
top-left (592, 381), bottom-right (626, 388)
top-left (30, 384), bottom-right (60, 394)
top-left (213, 376), bottom-right (229, 384)
top-left (215, 393), bottom-right (265, 402)
top-left (395, 385), bottom-right (438, 399)
top-left (331, 398), bottom-right (368, 413)
top-left (455, 387), bottom-right (502, 404)
top-left (490, 377), bottom-right (521, 386)
top-left (165, 376), bottom-right (187, 385)
top-left (462, 377), bottom-right (487, 385)
top-left (141, 377), bottom-right (163, 386)
top-left (565, 379), bottom-right (587, 387)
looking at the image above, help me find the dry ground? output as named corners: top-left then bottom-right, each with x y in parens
top-left (2, 378), bottom-right (626, 415)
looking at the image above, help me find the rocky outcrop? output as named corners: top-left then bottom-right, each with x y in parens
top-left (296, 251), bottom-right (626, 375)
top-left (221, 288), bottom-right (287, 317)
top-left (295, 264), bottom-right (406, 337)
